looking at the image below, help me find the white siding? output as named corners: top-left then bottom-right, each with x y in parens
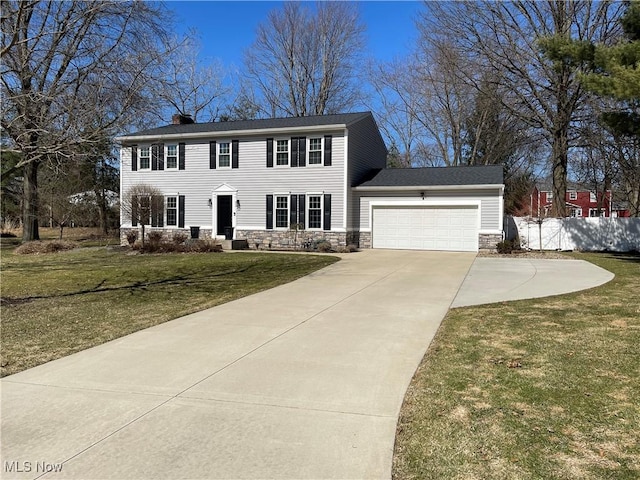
top-left (120, 133), bottom-right (346, 231)
top-left (357, 189), bottom-right (503, 232)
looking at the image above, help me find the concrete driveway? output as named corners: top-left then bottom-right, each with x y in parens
top-left (1, 250), bottom-right (476, 480)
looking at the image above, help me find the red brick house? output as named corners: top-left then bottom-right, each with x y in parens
top-left (524, 185), bottom-right (630, 218)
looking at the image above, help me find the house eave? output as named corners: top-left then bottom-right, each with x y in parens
top-left (353, 184), bottom-right (505, 192)
top-left (115, 123), bottom-right (348, 144)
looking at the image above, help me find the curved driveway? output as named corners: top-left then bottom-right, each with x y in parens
top-left (1, 250), bottom-right (613, 479)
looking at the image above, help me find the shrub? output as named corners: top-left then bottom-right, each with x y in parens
top-left (188, 239), bottom-right (223, 253)
top-left (316, 240), bottom-right (333, 253)
top-left (337, 244), bottom-right (359, 253)
top-left (146, 231), bottom-right (164, 246)
top-left (126, 230), bottom-right (138, 246)
top-left (15, 240), bottom-right (78, 255)
top-left (172, 232), bottom-right (188, 245)
top-left (496, 238), bottom-right (520, 254)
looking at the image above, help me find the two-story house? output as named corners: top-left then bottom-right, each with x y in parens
top-left (117, 112), bottom-right (505, 252)
top-left (526, 184), bottom-right (629, 218)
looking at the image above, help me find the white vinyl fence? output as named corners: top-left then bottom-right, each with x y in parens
top-left (505, 216), bottom-right (640, 252)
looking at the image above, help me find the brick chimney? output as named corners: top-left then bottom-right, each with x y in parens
top-left (172, 113), bottom-right (194, 125)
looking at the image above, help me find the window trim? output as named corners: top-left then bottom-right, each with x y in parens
top-left (275, 138), bottom-right (290, 167)
top-left (570, 207), bottom-right (582, 218)
top-left (274, 193), bottom-right (290, 229)
top-left (138, 146), bottom-right (151, 170)
top-left (589, 208), bottom-right (604, 217)
top-left (306, 193), bottom-right (324, 230)
top-left (165, 144), bottom-right (178, 170)
top-left (217, 140), bottom-right (232, 169)
top-left (589, 192), bottom-right (597, 203)
top-left (568, 191), bottom-right (577, 201)
top-left (307, 137), bottom-right (323, 166)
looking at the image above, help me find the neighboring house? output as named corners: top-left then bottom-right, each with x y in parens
top-left (525, 184), bottom-right (630, 218)
top-left (117, 112), bottom-right (504, 252)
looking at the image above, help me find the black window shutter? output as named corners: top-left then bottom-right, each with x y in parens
top-left (178, 195), bottom-right (185, 228)
top-left (299, 137), bottom-right (306, 167)
top-left (266, 194), bottom-right (274, 229)
top-left (179, 143), bottom-right (185, 170)
top-left (131, 195), bottom-right (138, 226)
top-left (323, 194), bottom-right (331, 230)
top-left (298, 195), bottom-right (305, 229)
top-left (151, 196), bottom-right (157, 227)
top-left (324, 135), bottom-right (332, 166)
top-left (291, 137), bottom-right (299, 167)
top-left (290, 194), bottom-right (298, 226)
top-left (266, 138), bottom-right (273, 167)
top-left (131, 146), bottom-right (138, 171)
top-left (158, 142), bottom-right (164, 170)
top-left (232, 139), bottom-right (239, 168)
top-left (151, 144), bottom-right (158, 170)
top-left (209, 141), bottom-right (216, 169)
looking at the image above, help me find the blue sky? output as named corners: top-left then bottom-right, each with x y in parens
top-left (170, 1), bottom-right (423, 69)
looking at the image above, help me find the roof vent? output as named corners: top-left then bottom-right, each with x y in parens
top-left (172, 114), bottom-right (194, 125)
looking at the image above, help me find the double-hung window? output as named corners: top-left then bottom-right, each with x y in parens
top-left (139, 147), bottom-right (150, 170)
top-left (569, 191), bottom-right (577, 201)
top-left (166, 196), bottom-right (177, 226)
top-left (166, 145), bottom-right (178, 169)
top-left (307, 195), bottom-right (322, 229)
top-left (308, 138), bottom-right (322, 165)
top-left (276, 140), bottom-right (289, 166)
top-left (218, 142), bottom-right (231, 168)
top-left (275, 195), bottom-right (289, 228)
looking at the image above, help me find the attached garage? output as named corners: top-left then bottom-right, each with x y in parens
top-left (353, 166), bottom-right (505, 252)
top-left (372, 204), bottom-right (479, 251)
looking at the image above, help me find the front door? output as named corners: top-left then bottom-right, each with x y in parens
top-left (217, 195), bottom-right (233, 239)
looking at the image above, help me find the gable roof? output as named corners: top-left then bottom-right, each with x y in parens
top-left (117, 112), bottom-right (374, 142)
top-left (355, 165), bottom-right (504, 189)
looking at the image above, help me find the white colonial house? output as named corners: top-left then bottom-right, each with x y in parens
top-left (117, 112), bottom-right (504, 251)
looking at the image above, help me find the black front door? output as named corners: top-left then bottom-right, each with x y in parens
top-left (217, 195), bottom-right (233, 239)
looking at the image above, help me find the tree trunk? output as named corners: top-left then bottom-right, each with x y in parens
top-left (22, 160), bottom-right (40, 242)
top-left (550, 128), bottom-right (569, 218)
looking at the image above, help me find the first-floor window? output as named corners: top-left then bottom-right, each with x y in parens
top-left (276, 195), bottom-right (289, 228)
top-left (166, 196), bottom-right (177, 225)
top-left (307, 195), bottom-right (322, 228)
top-left (589, 208), bottom-right (604, 217)
top-left (570, 207), bottom-right (582, 218)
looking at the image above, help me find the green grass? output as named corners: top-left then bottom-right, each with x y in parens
top-left (0, 247), bottom-right (338, 376)
top-left (393, 252), bottom-right (640, 480)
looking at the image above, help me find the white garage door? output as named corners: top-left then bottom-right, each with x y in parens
top-left (372, 206), bottom-right (478, 251)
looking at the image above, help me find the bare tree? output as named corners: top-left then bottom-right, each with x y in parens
top-left (243, 1), bottom-right (365, 117)
top-left (149, 39), bottom-right (230, 123)
top-left (1, 1), bottom-right (175, 242)
top-left (120, 184), bottom-right (164, 246)
top-left (419, 1), bottom-right (625, 217)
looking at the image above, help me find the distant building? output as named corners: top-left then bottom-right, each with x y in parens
top-left (523, 184), bottom-right (630, 218)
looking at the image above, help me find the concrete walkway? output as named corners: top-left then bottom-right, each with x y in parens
top-left (452, 257), bottom-right (614, 307)
top-left (1, 250), bottom-right (476, 480)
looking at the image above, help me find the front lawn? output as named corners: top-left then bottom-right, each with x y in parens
top-left (0, 248), bottom-right (338, 376)
top-left (393, 252), bottom-right (639, 480)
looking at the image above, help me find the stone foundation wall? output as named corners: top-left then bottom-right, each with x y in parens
top-left (236, 229), bottom-right (349, 250)
top-left (120, 227), bottom-right (213, 246)
top-left (479, 233), bottom-right (503, 251)
top-left (358, 232), bottom-right (372, 249)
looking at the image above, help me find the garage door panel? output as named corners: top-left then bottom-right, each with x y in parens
top-left (372, 206), bottom-right (478, 252)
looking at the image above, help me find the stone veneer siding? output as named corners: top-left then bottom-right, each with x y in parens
top-left (236, 229), bottom-right (349, 250)
top-left (479, 233), bottom-right (503, 251)
top-left (120, 227), bottom-right (213, 246)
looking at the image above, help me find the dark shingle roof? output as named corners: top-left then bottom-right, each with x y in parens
top-left (121, 112), bottom-right (373, 138)
top-left (356, 165), bottom-right (504, 188)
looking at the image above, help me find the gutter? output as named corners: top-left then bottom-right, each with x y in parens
top-left (353, 184), bottom-right (505, 192)
top-left (115, 123), bottom-right (348, 144)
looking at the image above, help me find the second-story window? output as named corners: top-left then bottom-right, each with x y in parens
top-left (218, 142), bottom-right (231, 167)
top-left (166, 145), bottom-right (177, 169)
top-left (276, 140), bottom-right (289, 166)
top-left (139, 146), bottom-right (151, 170)
top-left (308, 138), bottom-right (322, 165)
